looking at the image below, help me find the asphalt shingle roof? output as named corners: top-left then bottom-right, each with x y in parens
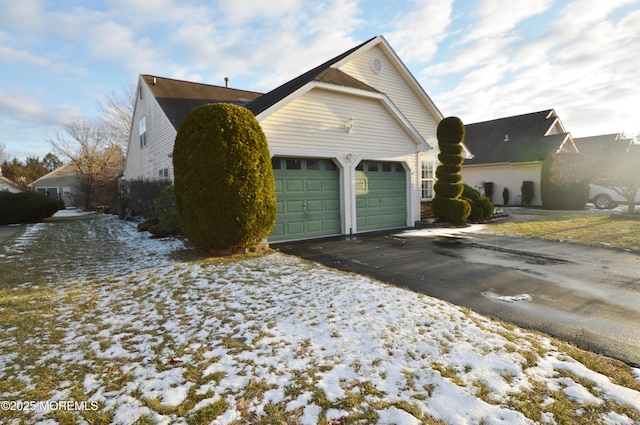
top-left (141, 75), bottom-right (263, 130)
top-left (245, 36), bottom-right (377, 116)
top-left (463, 109), bottom-right (571, 164)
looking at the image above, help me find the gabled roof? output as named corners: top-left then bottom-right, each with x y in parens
top-left (30, 163), bottom-right (77, 186)
top-left (245, 37), bottom-right (377, 116)
top-left (0, 176), bottom-right (22, 192)
top-left (141, 75), bottom-right (263, 129)
top-left (573, 133), bottom-right (632, 156)
top-left (463, 109), bottom-right (575, 165)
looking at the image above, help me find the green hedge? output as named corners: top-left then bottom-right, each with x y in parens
top-left (173, 103), bottom-right (276, 250)
top-left (0, 191), bottom-right (61, 225)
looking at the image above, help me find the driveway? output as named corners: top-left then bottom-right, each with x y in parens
top-left (275, 224), bottom-right (640, 367)
top-left (0, 225), bottom-right (22, 244)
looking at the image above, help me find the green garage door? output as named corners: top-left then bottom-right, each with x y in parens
top-left (356, 161), bottom-right (406, 232)
top-left (269, 157), bottom-right (341, 242)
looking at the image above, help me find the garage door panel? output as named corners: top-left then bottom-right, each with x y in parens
top-left (306, 179), bottom-right (323, 191)
top-left (286, 200), bottom-right (304, 213)
top-left (286, 221), bottom-right (304, 235)
top-left (286, 180), bottom-right (304, 192)
top-left (356, 161), bottom-right (406, 232)
top-left (325, 199), bottom-right (340, 211)
top-left (325, 180), bottom-right (339, 191)
top-left (269, 158), bottom-right (341, 242)
top-left (306, 220), bottom-right (324, 232)
top-left (306, 200), bottom-right (323, 212)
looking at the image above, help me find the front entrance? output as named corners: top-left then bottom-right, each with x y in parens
top-left (355, 161), bottom-right (407, 232)
top-left (269, 157), bottom-right (341, 242)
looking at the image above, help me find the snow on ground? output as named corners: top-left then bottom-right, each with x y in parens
top-left (52, 208), bottom-right (98, 218)
top-left (1, 215), bottom-right (640, 424)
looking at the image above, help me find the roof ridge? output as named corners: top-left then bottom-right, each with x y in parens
top-left (466, 109), bottom-right (554, 126)
top-left (141, 74), bottom-right (263, 95)
top-left (246, 36), bottom-right (378, 115)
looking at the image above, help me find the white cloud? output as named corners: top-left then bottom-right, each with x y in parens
top-left (0, 45), bottom-right (49, 67)
top-left (215, 0), bottom-right (302, 24)
top-left (386, 0), bottom-right (454, 63)
top-left (461, 0), bottom-right (553, 43)
top-left (425, 0), bottom-right (640, 138)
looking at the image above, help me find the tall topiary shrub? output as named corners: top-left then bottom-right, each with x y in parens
top-left (431, 116), bottom-right (471, 225)
top-left (173, 103), bottom-right (276, 250)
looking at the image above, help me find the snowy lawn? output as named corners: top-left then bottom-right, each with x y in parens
top-left (1, 214), bottom-right (640, 424)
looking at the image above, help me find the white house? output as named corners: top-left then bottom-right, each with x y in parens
top-left (123, 35), bottom-right (444, 242)
top-left (0, 176), bottom-right (22, 193)
top-left (461, 110), bottom-right (578, 206)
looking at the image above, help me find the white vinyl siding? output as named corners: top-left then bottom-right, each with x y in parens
top-left (462, 162), bottom-right (543, 206)
top-left (260, 88), bottom-right (417, 157)
top-left (123, 78), bottom-right (177, 181)
top-left (338, 45), bottom-right (439, 144)
top-left (260, 86), bottom-right (420, 233)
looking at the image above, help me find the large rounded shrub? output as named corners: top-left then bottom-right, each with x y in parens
top-left (173, 103), bottom-right (276, 250)
top-left (541, 153), bottom-right (589, 210)
top-left (432, 116), bottom-right (471, 225)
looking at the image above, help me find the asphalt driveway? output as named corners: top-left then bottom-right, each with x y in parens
top-left (275, 225), bottom-right (640, 367)
top-left (0, 225), bottom-right (22, 244)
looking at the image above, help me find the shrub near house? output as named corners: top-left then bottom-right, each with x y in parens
top-left (432, 116), bottom-right (471, 225)
top-left (0, 191), bottom-right (62, 225)
top-left (173, 103), bottom-right (276, 250)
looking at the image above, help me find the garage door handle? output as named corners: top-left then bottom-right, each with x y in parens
top-left (303, 201), bottom-right (308, 213)
top-left (379, 199), bottom-right (383, 206)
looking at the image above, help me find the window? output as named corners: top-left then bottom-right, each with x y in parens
top-left (271, 158), bottom-right (281, 170)
top-left (159, 168), bottom-right (169, 180)
top-left (306, 159), bottom-right (320, 170)
top-left (286, 159), bottom-right (301, 170)
top-left (421, 159), bottom-right (435, 199)
top-left (62, 187), bottom-right (71, 196)
top-left (139, 116), bottom-right (147, 149)
top-left (325, 160), bottom-right (337, 171)
top-left (382, 163), bottom-right (392, 172)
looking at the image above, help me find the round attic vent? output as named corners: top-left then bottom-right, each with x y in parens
top-left (371, 57), bottom-right (383, 74)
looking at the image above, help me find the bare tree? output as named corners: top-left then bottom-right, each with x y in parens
top-left (590, 143), bottom-right (640, 214)
top-left (97, 82), bottom-right (136, 152)
top-left (46, 119), bottom-right (124, 208)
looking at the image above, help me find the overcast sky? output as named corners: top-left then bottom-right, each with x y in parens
top-left (1, 0), bottom-right (639, 160)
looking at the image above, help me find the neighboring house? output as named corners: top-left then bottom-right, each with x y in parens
top-left (29, 163), bottom-right (78, 206)
top-left (123, 35), bottom-right (444, 242)
top-left (0, 169), bottom-right (23, 193)
top-left (461, 109), bottom-right (577, 206)
top-left (573, 133), bottom-right (633, 161)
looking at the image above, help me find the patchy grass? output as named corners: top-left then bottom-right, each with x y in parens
top-left (1, 215), bottom-right (640, 424)
top-left (486, 209), bottom-right (640, 252)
